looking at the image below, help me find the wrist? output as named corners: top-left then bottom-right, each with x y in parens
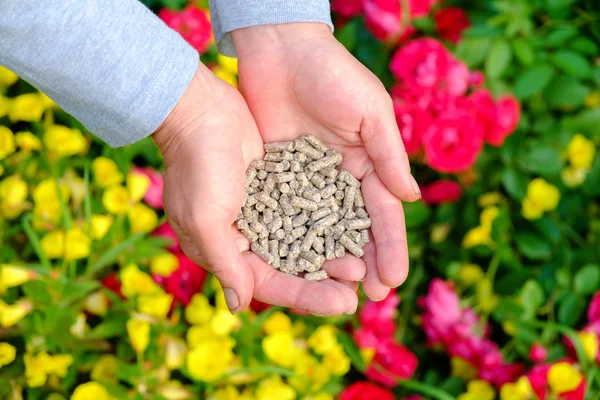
top-left (231, 23), bottom-right (332, 58)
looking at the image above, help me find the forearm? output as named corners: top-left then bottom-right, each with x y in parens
top-left (0, 0), bottom-right (199, 147)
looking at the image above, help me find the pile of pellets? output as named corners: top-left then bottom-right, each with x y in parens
top-left (236, 135), bottom-right (371, 281)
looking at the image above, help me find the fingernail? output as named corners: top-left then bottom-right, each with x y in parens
top-left (410, 174), bottom-right (421, 199)
top-left (223, 288), bottom-right (240, 314)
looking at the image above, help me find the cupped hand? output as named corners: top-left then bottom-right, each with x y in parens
top-left (232, 23), bottom-right (421, 301)
top-left (153, 65), bottom-right (362, 315)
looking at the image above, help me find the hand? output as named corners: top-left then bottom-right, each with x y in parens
top-left (153, 65), bottom-right (362, 315)
top-left (232, 23), bottom-right (421, 301)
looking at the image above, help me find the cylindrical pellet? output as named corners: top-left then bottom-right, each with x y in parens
top-left (282, 151), bottom-right (294, 160)
top-left (251, 242), bottom-right (274, 264)
top-left (306, 153), bottom-right (343, 172)
top-left (255, 202), bottom-right (266, 212)
top-left (348, 230), bottom-right (362, 244)
top-left (345, 210), bottom-right (356, 220)
top-left (291, 196), bottom-right (318, 211)
top-left (321, 167), bottom-right (338, 179)
top-left (304, 135), bottom-right (329, 152)
top-left (343, 171), bottom-right (361, 188)
top-left (264, 141), bottom-right (294, 153)
top-left (280, 195), bottom-right (296, 216)
top-left (279, 183), bottom-right (291, 194)
top-left (279, 243), bottom-right (290, 257)
top-left (302, 187), bottom-right (321, 203)
top-left (241, 228), bottom-right (258, 242)
top-left (334, 242), bottom-right (346, 258)
top-left (284, 234), bottom-right (295, 245)
top-left (312, 213), bottom-right (339, 234)
top-left (269, 240), bottom-right (280, 268)
top-left (320, 184), bottom-right (337, 199)
top-left (361, 229), bottom-right (370, 245)
top-left (291, 226), bottom-right (308, 240)
top-left (335, 190), bottom-right (345, 201)
top-left (292, 210), bottom-right (309, 228)
top-left (265, 162), bottom-right (285, 173)
top-left (300, 227), bottom-right (318, 252)
top-left (245, 168), bottom-right (257, 187)
top-left (290, 160), bottom-right (302, 172)
top-left (339, 233), bottom-right (364, 257)
top-left (251, 160), bottom-right (265, 170)
top-left (274, 229), bottom-right (286, 240)
top-left (354, 190), bottom-right (365, 207)
top-left (296, 172), bottom-right (309, 187)
top-left (294, 152), bottom-right (308, 162)
top-left (311, 174), bottom-right (327, 189)
top-left (264, 152), bottom-right (283, 162)
top-left (325, 233), bottom-right (335, 260)
top-left (297, 258), bottom-right (315, 273)
top-left (271, 190), bottom-right (280, 200)
top-left (333, 221), bottom-right (346, 240)
top-left (343, 186), bottom-right (356, 211)
top-left (312, 237), bottom-right (325, 254)
top-left (282, 216), bottom-right (293, 232)
top-left (268, 216), bottom-right (282, 233)
top-left (294, 140), bottom-right (324, 159)
top-left (336, 181), bottom-right (347, 190)
top-left (255, 191), bottom-right (278, 210)
top-left (311, 207), bottom-right (331, 222)
top-left (237, 219), bottom-right (249, 230)
top-left (356, 208), bottom-right (368, 218)
top-left (345, 218), bottom-right (372, 231)
top-left (263, 175), bottom-right (276, 193)
top-left (304, 270), bottom-right (328, 281)
top-left (257, 170), bottom-right (268, 180)
top-left (273, 172), bottom-right (295, 183)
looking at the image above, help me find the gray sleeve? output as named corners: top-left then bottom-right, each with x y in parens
top-left (209, 0), bottom-right (333, 57)
top-left (0, 0), bottom-right (199, 147)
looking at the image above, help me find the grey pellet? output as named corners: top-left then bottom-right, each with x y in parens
top-left (334, 242), bottom-right (346, 258)
top-left (268, 216), bottom-right (282, 233)
top-left (348, 230), bottom-right (362, 243)
top-left (264, 141), bottom-right (294, 153)
top-left (339, 234), bottom-right (364, 257)
top-left (292, 210), bottom-right (309, 228)
top-left (284, 234), bottom-right (295, 245)
top-left (264, 175), bottom-right (276, 193)
top-left (251, 160), bottom-right (265, 170)
top-left (320, 184), bottom-right (337, 199)
top-left (291, 196), bottom-right (318, 211)
top-left (300, 227), bottom-right (318, 252)
top-left (274, 229), bottom-right (286, 241)
top-left (237, 219), bottom-right (249, 230)
top-left (303, 135), bottom-right (329, 152)
top-left (311, 207), bottom-right (331, 222)
top-left (281, 160), bottom-right (291, 171)
top-left (305, 270), bottom-right (328, 281)
top-left (294, 140), bottom-right (324, 159)
top-left (264, 153), bottom-right (283, 162)
top-left (333, 222), bottom-right (346, 239)
top-left (271, 190), bottom-right (280, 200)
top-left (279, 243), bottom-right (289, 257)
top-left (269, 240), bottom-right (280, 268)
top-left (257, 170), bottom-right (268, 180)
top-left (265, 162), bottom-right (285, 173)
top-left (306, 170), bottom-right (315, 180)
top-left (325, 177), bottom-right (336, 184)
top-left (245, 195), bottom-right (257, 208)
top-left (290, 160), bottom-right (302, 172)
top-left (294, 152), bottom-right (308, 163)
top-left (289, 180), bottom-right (300, 190)
top-left (280, 195), bottom-right (296, 216)
top-left (325, 233), bottom-right (335, 260)
top-left (252, 242), bottom-right (274, 265)
top-left (245, 168), bottom-right (257, 187)
top-left (344, 210), bottom-right (356, 220)
top-left (255, 191), bottom-right (278, 210)
top-left (345, 218), bottom-right (372, 231)
top-left (361, 229), bottom-right (370, 245)
top-left (336, 181), bottom-right (347, 190)
top-left (255, 202), bottom-right (266, 212)
top-left (335, 190), bottom-right (345, 201)
top-left (250, 178), bottom-right (260, 188)
top-left (321, 167), bottom-right (338, 179)
top-left (343, 171), bottom-right (361, 188)
top-left (312, 237), bottom-right (325, 254)
top-left (246, 186), bottom-right (257, 194)
top-left (273, 172), bottom-right (295, 183)
top-left (302, 187), bottom-right (321, 203)
top-left (343, 186), bottom-right (356, 211)
top-left (306, 153), bottom-right (343, 172)
top-left (241, 228), bottom-right (258, 242)
top-left (282, 216), bottom-right (293, 232)
top-left (356, 208), bottom-right (368, 218)
top-left (297, 258), bottom-right (316, 273)
top-left (279, 183), bottom-right (291, 194)
top-left (311, 174), bottom-right (327, 189)
top-left (291, 226), bottom-right (308, 240)
top-left (354, 190), bottom-right (365, 207)
top-left (296, 172), bottom-right (309, 187)
top-left (312, 213), bottom-right (339, 234)
top-left (282, 151), bottom-right (294, 161)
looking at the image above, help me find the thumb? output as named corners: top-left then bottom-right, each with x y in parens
top-left (182, 213), bottom-right (254, 314)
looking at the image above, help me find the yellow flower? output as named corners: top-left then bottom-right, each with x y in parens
top-left (262, 332), bottom-right (303, 368)
top-left (165, 336), bottom-right (187, 370)
top-left (126, 171), bottom-right (150, 203)
top-left (218, 55), bottom-right (238, 74)
top-left (91, 355), bottom-right (118, 382)
top-left (360, 347), bottom-right (375, 365)
top-left (430, 223), bottom-right (451, 243)
top-left (323, 344), bottom-right (350, 375)
top-left (138, 291), bottom-right (173, 319)
top-left (151, 253), bottom-right (179, 277)
top-left (0, 95), bottom-right (10, 119)
top-left (9, 93), bottom-right (44, 122)
top-left (65, 228), bottom-right (91, 261)
top-left (548, 362), bottom-right (583, 394)
top-left (458, 380), bottom-right (495, 400)
top-left (211, 385), bottom-right (242, 400)
top-left (480, 206), bottom-right (500, 228)
top-left (84, 291), bottom-right (109, 316)
top-left (0, 264), bottom-right (34, 293)
top-left (71, 382), bottom-right (112, 400)
top-left (263, 311), bottom-right (292, 335)
top-left (187, 325), bottom-right (218, 348)
top-left (120, 263), bottom-right (160, 297)
top-left (92, 157), bottom-right (124, 188)
top-left (521, 196), bottom-right (544, 220)
top-left (213, 66), bottom-right (238, 87)
top-left (290, 354), bottom-right (330, 392)
top-left (308, 325), bottom-right (338, 355)
top-left (43, 125), bottom-right (86, 156)
top-left (503, 321), bottom-right (518, 336)
top-left (70, 313), bottom-right (87, 338)
top-left (0, 300), bottom-right (32, 327)
top-left (522, 178), bottom-right (560, 220)
top-left (0, 126), bottom-right (15, 160)
top-left (463, 226), bottom-right (492, 248)
top-left (47, 354), bottom-right (73, 377)
top-left (185, 294), bottom-right (214, 325)
top-left (41, 230), bottom-right (65, 259)
top-left (585, 91), bottom-right (600, 108)
top-left (14, 131), bottom-right (42, 152)
top-left (578, 331), bottom-right (599, 361)
top-left (24, 351), bottom-right (52, 387)
top-left (478, 192), bottom-right (503, 207)
top-left (186, 337), bottom-right (235, 381)
top-left (457, 264), bottom-right (484, 287)
top-left (451, 357), bottom-right (478, 381)
top-left (91, 214), bottom-right (113, 240)
top-left (157, 380), bottom-right (194, 400)
top-left (127, 203), bottom-right (158, 233)
top-left (211, 309), bottom-right (239, 336)
top-left (476, 279), bottom-right (499, 313)
top-left (39, 92), bottom-right (57, 109)
top-left (561, 167), bottom-right (588, 188)
top-left (0, 66), bottom-right (19, 86)
top-left (256, 376), bottom-right (296, 400)
top-left (0, 174), bottom-right (28, 219)
top-left (33, 178), bottom-right (70, 205)
top-left (0, 342), bottom-right (16, 367)
top-left (102, 185), bottom-right (130, 214)
top-left (127, 318), bottom-right (151, 354)
top-left (565, 134), bottom-right (596, 169)
top-left (500, 376), bottom-right (533, 400)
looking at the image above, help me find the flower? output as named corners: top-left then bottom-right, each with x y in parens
top-left (211, 309), bottom-right (239, 336)
top-left (71, 382), bottom-right (112, 400)
top-left (500, 376), bottom-right (533, 400)
top-left (126, 319), bottom-right (150, 354)
top-left (363, 0), bottom-right (415, 42)
top-left (150, 253), bottom-right (179, 277)
top-left (185, 293), bottom-right (213, 325)
top-left (331, 0), bottom-right (362, 17)
top-left (323, 344), bottom-right (351, 375)
top-left (128, 203), bottom-right (158, 233)
top-left (9, 93), bottom-right (44, 122)
top-left (529, 343), bottom-right (548, 363)
top-left (578, 331), bottom-right (599, 361)
top-left (138, 290), bottom-right (173, 319)
top-left (65, 228), bottom-right (91, 261)
top-left (0, 126), bottom-right (15, 160)
top-left (186, 337), bottom-right (235, 381)
top-left (90, 355), bottom-right (118, 382)
top-left (451, 356), bottom-right (479, 380)
top-left (548, 362), bottom-right (583, 395)
top-left (133, 167), bottom-right (163, 209)
top-left (393, 93), bottom-right (433, 155)
top-left (422, 109), bottom-right (484, 173)
top-left (421, 180), bottom-right (462, 205)
top-left (359, 289), bottom-right (399, 338)
top-left (256, 376), bottom-right (296, 400)
top-left (43, 125), bottom-right (86, 156)
top-left (165, 253), bottom-right (207, 305)
top-left (0, 264), bottom-right (34, 293)
top-left (308, 325), bottom-right (339, 355)
top-left (102, 185), bottom-right (130, 214)
top-left (262, 332), bottom-right (304, 368)
top-left (120, 264), bottom-right (161, 298)
top-left (366, 339), bottom-right (418, 386)
top-left (528, 363), bottom-right (586, 400)
top-left (339, 381), bottom-right (395, 400)
top-left (589, 292), bottom-right (600, 322)
top-left (470, 89), bottom-right (520, 147)
top-left (0, 299), bottom-right (32, 327)
top-left (15, 131), bottom-right (42, 152)
top-left (0, 174), bottom-right (28, 219)
top-left (458, 380), bottom-right (496, 400)
top-left (434, 7), bottom-right (470, 43)
top-left (521, 178), bottom-right (560, 220)
top-left (92, 157), bottom-right (124, 188)
top-left (561, 167), bottom-right (588, 187)
top-left (0, 342), bottom-right (16, 367)
top-left (0, 66), bottom-right (18, 86)
top-left (41, 230), bottom-right (65, 259)
top-left (565, 134), bottom-right (595, 169)
top-left (91, 214), bottom-right (114, 240)
top-left (24, 352), bottom-right (52, 387)
top-left (159, 6), bottom-right (212, 53)
top-left (420, 279), bottom-right (467, 345)
top-left (153, 222), bottom-right (181, 252)
top-left (457, 264), bottom-right (484, 287)
top-left (262, 310), bottom-right (292, 334)
top-left (164, 336), bottom-right (187, 370)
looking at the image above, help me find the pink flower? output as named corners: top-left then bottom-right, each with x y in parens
top-left (133, 167), bottom-right (163, 209)
top-left (332, 0), bottom-right (363, 17)
top-left (410, 0), bottom-right (438, 17)
top-left (588, 292), bottom-right (600, 322)
top-left (152, 222), bottom-right (181, 253)
top-left (447, 61), bottom-right (470, 97)
top-left (340, 382), bottom-right (395, 400)
top-left (479, 362), bottom-right (525, 389)
top-left (419, 279), bottom-right (463, 345)
top-left (366, 339), bottom-right (418, 386)
top-left (393, 93), bottom-right (433, 155)
top-left (159, 6), bottom-right (212, 53)
top-left (165, 253), bottom-right (207, 306)
top-left (359, 289), bottom-right (400, 338)
top-left (434, 7), bottom-right (470, 43)
top-left (470, 90), bottom-right (520, 147)
top-left (529, 343), bottom-right (548, 363)
top-left (363, 0), bottom-right (415, 42)
top-left (421, 180), bottom-right (462, 205)
top-left (470, 71), bottom-right (485, 87)
top-left (422, 109), bottom-right (484, 173)
top-left (354, 328), bottom-right (381, 349)
top-left (528, 363), bottom-right (586, 400)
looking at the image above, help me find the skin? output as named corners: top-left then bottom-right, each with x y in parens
top-left (153, 23), bottom-right (420, 315)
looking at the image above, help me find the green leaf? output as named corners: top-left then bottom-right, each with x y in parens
top-left (88, 232), bottom-right (146, 276)
top-left (558, 293), bottom-right (585, 327)
top-left (570, 37), bottom-right (600, 55)
top-left (520, 280), bottom-right (545, 313)
top-left (336, 331), bottom-right (366, 373)
top-left (501, 168), bottom-right (527, 200)
top-left (485, 39), bottom-right (512, 79)
top-left (22, 214), bottom-right (52, 270)
top-left (336, 18), bottom-right (359, 52)
top-left (544, 75), bottom-right (590, 108)
top-left (89, 314), bottom-right (128, 339)
top-left (573, 264), bottom-right (600, 295)
top-left (518, 146), bottom-right (563, 177)
top-left (545, 26), bottom-right (578, 46)
top-left (512, 39), bottom-right (535, 66)
top-left (515, 232), bottom-right (553, 260)
top-left (514, 64), bottom-right (554, 99)
top-left (551, 50), bottom-right (592, 79)
top-left (403, 201), bottom-right (431, 228)
top-left (562, 108), bottom-right (600, 134)
top-left (455, 38), bottom-right (492, 67)
top-left (532, 217), bottom-right (562, 244)
top-left (61, 280), bottom-right (100, 305)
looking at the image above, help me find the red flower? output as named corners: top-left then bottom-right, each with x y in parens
top-left (528, 363), bottom-right (586, 400)
top-left (434, 7), bottom-right (470, 43)
top-left (165, 253), bottom-right (207, 306)
top-left (359, 289), bottom-right (400, 338)
top-left (470, 71), bottom-right (485, 87)
top-left (340, 381), bottom-right (395, 400)
top-left (152, 222), bottom-right (181, 253)
top-left (479, 362), bottom-right (525, 389)
top-left (133, 167), bottom-right (163, 209)
top-left (393, 94), bottom-right (433, 155)
top-left (363, 0), bottom-right (416, 42)
top-left (101, 273), bottom-right (124, 299)
top-left (588, 292), bottom-right (600, 322)
top-left (493, 94), bottom-right (520, 146)
top-left (366, 339), bottom-right (418, 387)
top-left (159, 6), bottom-right (212, 53)
top-left (332, 0), bottom-right (363, 17)
top-left (529, 343), bottom-right (548, 363)
top-left (421, 180), bottom-right (462, 205)
top-left (422, 109), bottom-right (484, 173)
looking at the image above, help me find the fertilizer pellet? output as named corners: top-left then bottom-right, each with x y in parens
top-left (238, 135), bottom-right (371, 280)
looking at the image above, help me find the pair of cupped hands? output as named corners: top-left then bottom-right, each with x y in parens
top-left (153, 23), bottom-right (421, 315)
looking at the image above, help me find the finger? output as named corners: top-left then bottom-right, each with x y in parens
top-left (361, 96), bottom-right (420, 202)
top-left (242, 252), bottom-right (359, 315)
top-left (362, 173), bottom-right (409, 288)
top-left (361, 241), bottom-right (391, 301)
top-left (335, 278), bottom-right (359, 293)
top-left (322, 255), bottom-right (367, 282)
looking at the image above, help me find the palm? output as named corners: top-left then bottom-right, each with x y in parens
top-left (238, 35), bottom-right (418, 300)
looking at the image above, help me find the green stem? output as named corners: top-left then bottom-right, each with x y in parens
top-left (486, 250), bottom-right (502, 282)
top-left (400, 380), bottom-right (456, 400)
top-left (84, 163), bottom-right (93, 275)
top-left (22, 214), bottom-right (52, 270)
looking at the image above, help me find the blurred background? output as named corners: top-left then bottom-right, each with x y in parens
top-left (1, 0), bottom-right (599, 399)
